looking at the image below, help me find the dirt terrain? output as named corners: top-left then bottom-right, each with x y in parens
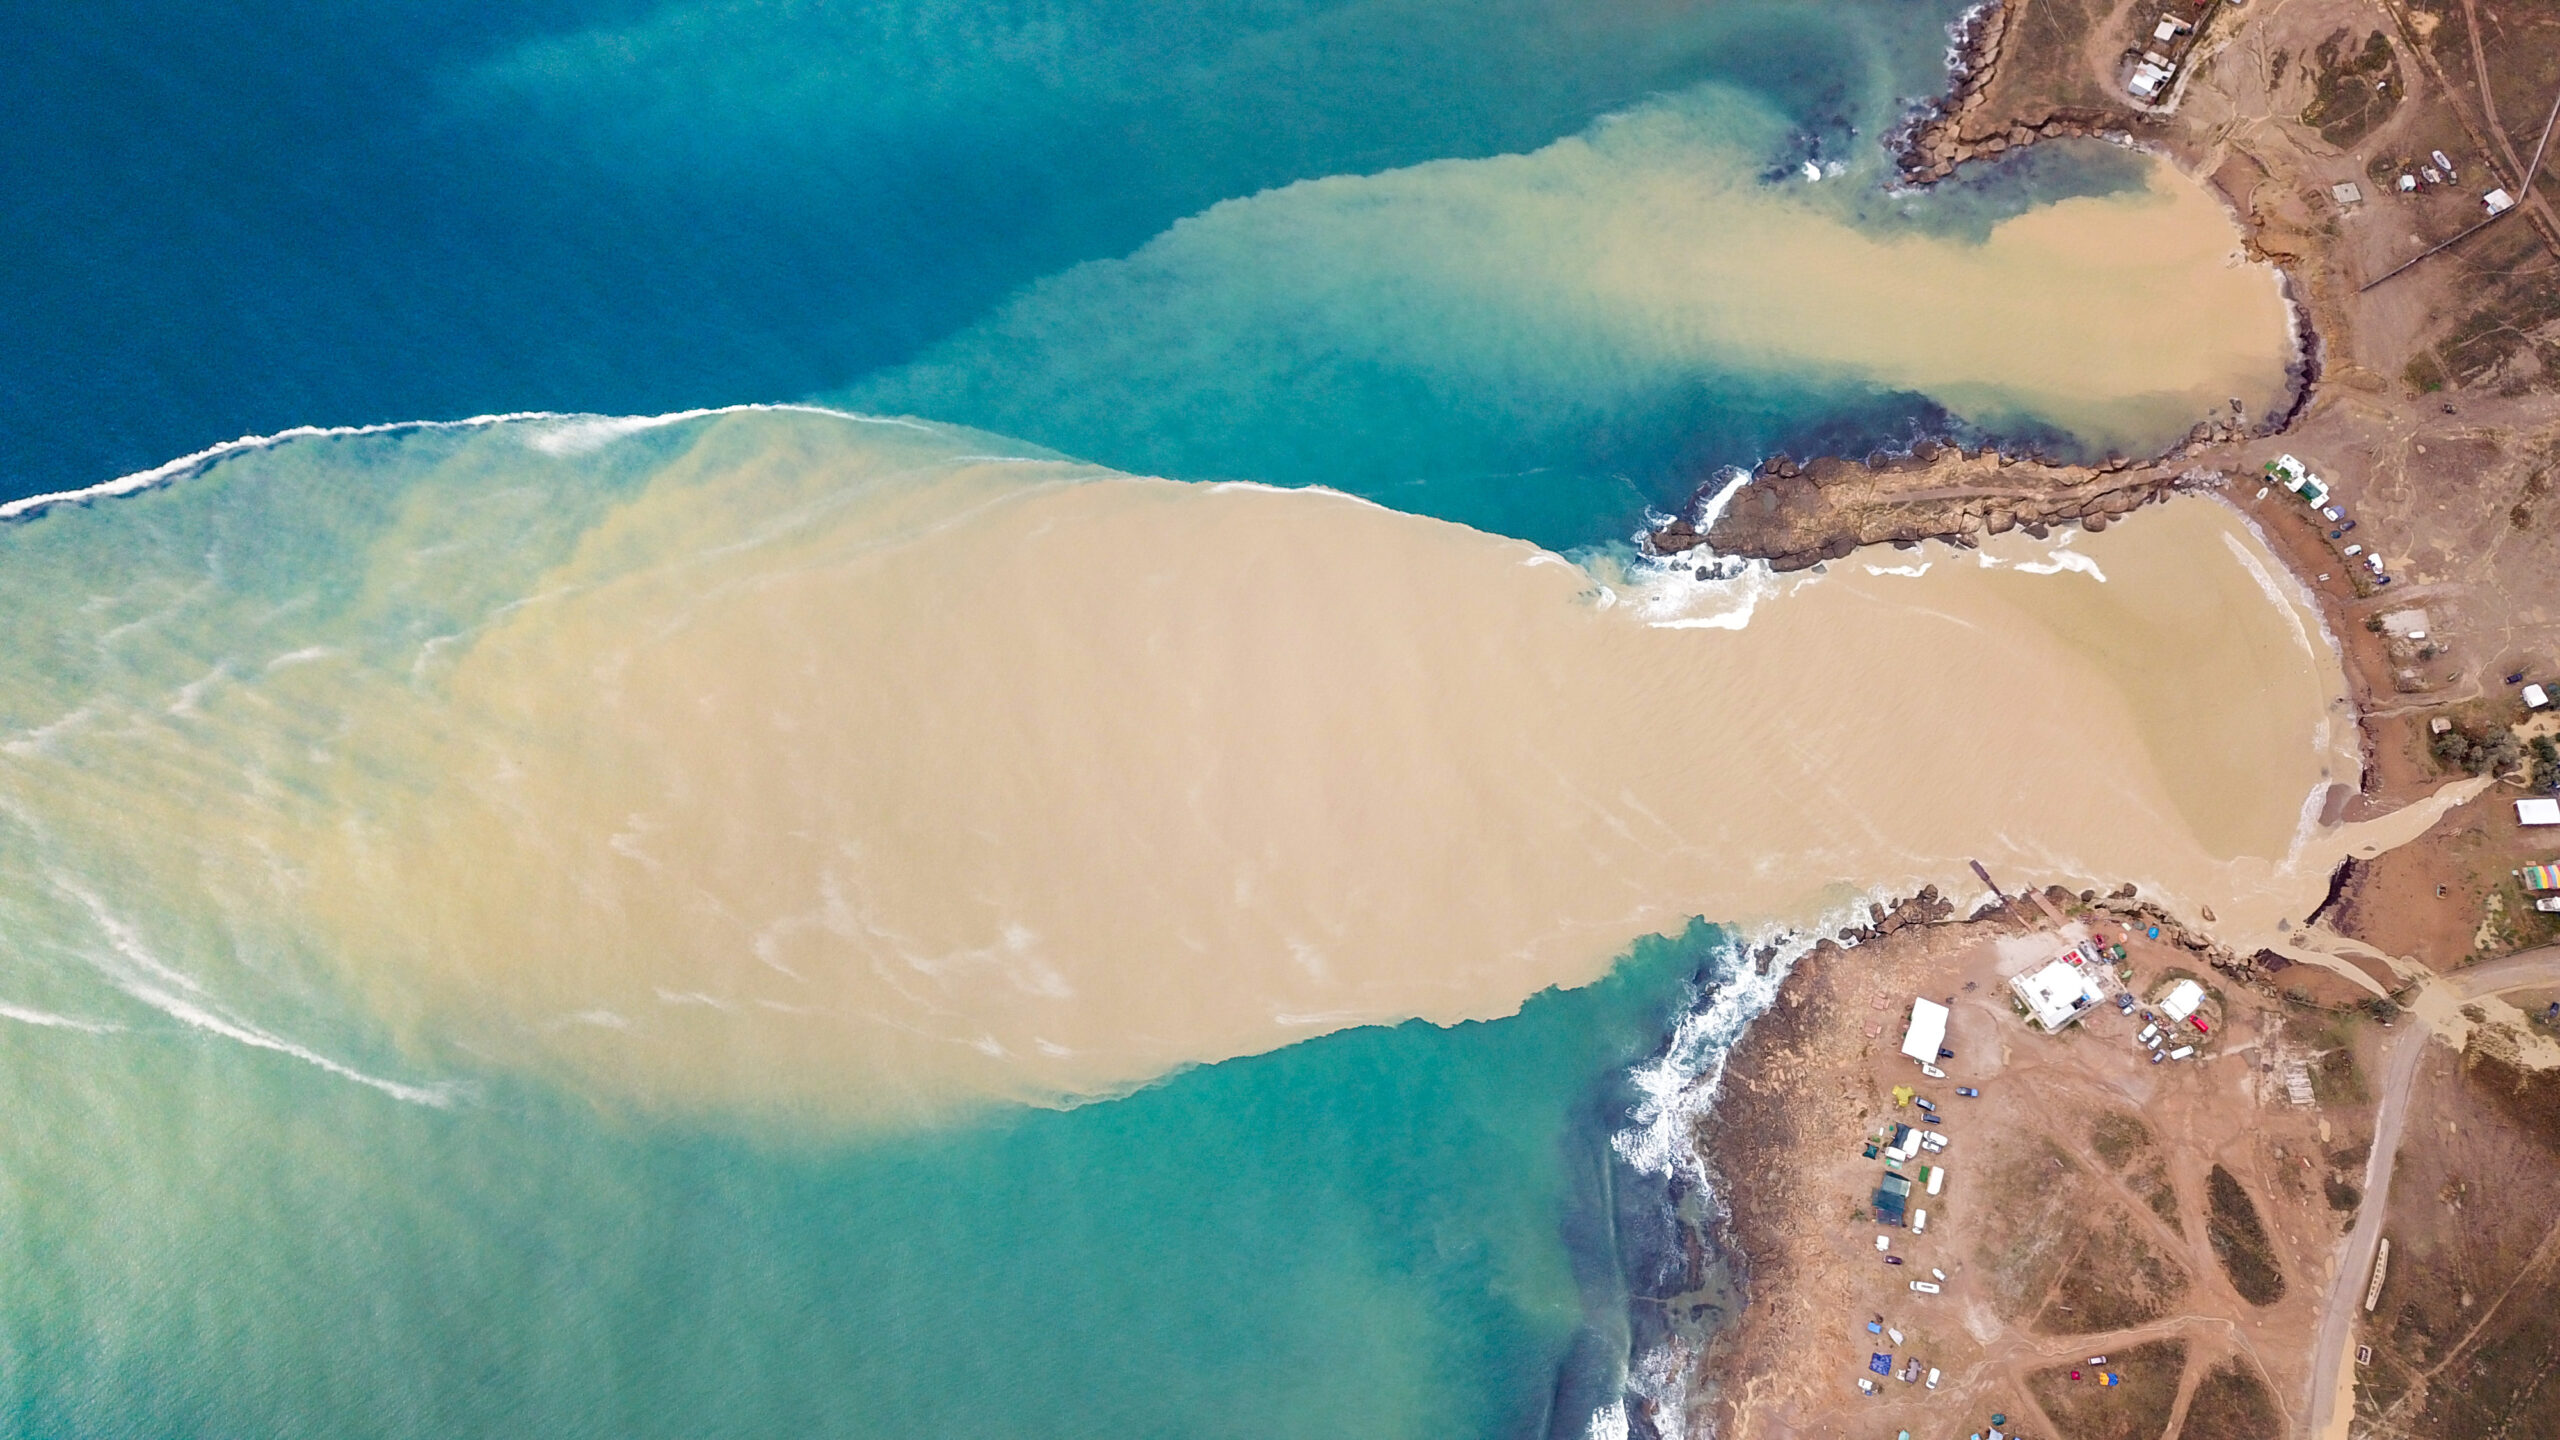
top-left (2346, 1024), bottom-right (2560, 1437)
top-left (1695, 893), bottom-right (2373, 1438)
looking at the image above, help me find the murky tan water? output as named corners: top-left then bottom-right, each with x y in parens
top-left (197, 419), bottom-right (2376, 1115)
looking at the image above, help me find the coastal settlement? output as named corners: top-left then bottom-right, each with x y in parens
top-left (1662, 0), bottom-right (2560, 1435)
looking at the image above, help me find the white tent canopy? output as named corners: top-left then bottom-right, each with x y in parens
top-left (1901, 998), bottom-right (1950, 1064)
top-left (2159, 978), bottom-right (2206, 1023)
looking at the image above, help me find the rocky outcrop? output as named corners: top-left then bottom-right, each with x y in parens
top-left (1889, 2), bottom-right (2153, 185)
top-left (1647, 442), bottom-right (2247, 573)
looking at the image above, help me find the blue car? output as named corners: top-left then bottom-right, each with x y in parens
top-left (1955, 1087), bottom-right (1980, 1097)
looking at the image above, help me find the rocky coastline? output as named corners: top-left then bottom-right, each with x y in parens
top-left (1889, 0), bottom-right (2158, 185)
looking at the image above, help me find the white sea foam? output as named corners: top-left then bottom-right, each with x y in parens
top-left (1607, 887), bottom-right (1908, 1439)
top-left (2012, 549), bottom-right (2107, 580)
top-left (51, 876), bottom-right (462, 1107)
top-left (0, 404), bottom-right (940, 526)
top-left (0, 1000), bottom-right (121, 1034)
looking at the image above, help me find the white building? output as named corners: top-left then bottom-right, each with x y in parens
top-left (2011, 958), bottom-right (2104, 1031)
top-left (1901, 998), bottom-right (1951, 1065)
top-left (2486, 188), bottom-right (2516, 216)
top-left (2519, 798), bottom-right (2560, 826)
top-left (2159, 978), bottom-right (2207, 1024)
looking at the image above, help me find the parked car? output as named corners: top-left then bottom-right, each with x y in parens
top-left (1955, 1087), bottom-right (1979, 1097)
top-left (1909, 1281), bottom-right (1941, 1294)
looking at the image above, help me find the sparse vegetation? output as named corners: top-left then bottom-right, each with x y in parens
top-left (2091, 1111), bottom-right (2153, 1169)
top-left (2088, 1110), bottom-right (2183, 1235)
top-left (2042, 1218), bottom-right (2191, 1332)
top-left (2205, 1165), bottom-right (2286, 1304)
top-left (2180, 1357), bottom-right (2284, 1440)
top-left (2315, 1043), bottom-right (2368, 1103)
top-left (2300, 29), bottom-right (2401, 145)
top-left (2023, 1338), bottom-right (2186, 1440)
top-left (2324, 1174), bottom-right (2362, 1211)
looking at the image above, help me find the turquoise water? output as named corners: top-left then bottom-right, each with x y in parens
top-left (5, 0), bottom-right (2149, 552)
top-left (0, 414), bottom-right (1753, 1437)
top-left (0, 928), bottom-right (1726, 1438)
top-left (2, 1), bottom-right (2273, 1433)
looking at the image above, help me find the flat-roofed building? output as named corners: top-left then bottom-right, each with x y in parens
top-left (2011, 957), bottom-right (2103, 1031)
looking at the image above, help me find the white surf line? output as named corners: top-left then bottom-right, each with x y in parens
top-left (0, 403), bottom-right (939, 524)
top-left (0, 1000), bottom-right (121, 1034)
top-left (50, 876), bottom-right (463, 1107)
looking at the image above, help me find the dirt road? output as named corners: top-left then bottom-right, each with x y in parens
top-left (2445, 946), bottom-right (2560, 999)
top-left (2304, 1017), bottom-right (2426, 1439)
top-left (2302, 949), bottom-right (2560, 1435)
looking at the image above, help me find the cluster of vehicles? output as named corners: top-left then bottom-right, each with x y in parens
top-left (2265, 454), bottom-right (2389, 584)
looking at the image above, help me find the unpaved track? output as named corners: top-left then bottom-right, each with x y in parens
top-left (2301, 949), bottom-right (2560, 1434)
top-left (2305, 1019), bottom-right (2426, 1438)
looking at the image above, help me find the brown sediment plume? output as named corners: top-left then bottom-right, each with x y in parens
top-left (0, 411), bottom-right (2379, 1119)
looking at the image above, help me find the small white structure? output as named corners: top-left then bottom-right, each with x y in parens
top-left (2486, 188), bottom-right (2517, 216)
top-left (2129, 61), bottom-right (2173, 99)
top-left (2519, 798), bottom-right (2560, 826)
top-left (1901, 997), bottom-right (1951, 1065)
top-left (2398, 173), bottom-right (2419, 193)
top-left (2012, 958), bottom-right (2104, 1031)
top-left (2269, 454), bottom-right (2331, 507)
top-left (2331, 181), bottom-right (2364, 206)
top-left (2525, 683), bottom-right (2551, 710)
top-left (2159, 978), bottom-right (2207, 1024)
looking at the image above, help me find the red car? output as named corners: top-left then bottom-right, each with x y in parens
top-left (2192, 1016), bottom-right (2211, 1034)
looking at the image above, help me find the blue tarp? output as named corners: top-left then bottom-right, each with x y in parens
top-left (1870, 1353), bottom-right (1893, 1376)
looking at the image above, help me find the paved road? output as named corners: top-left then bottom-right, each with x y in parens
top-left (2301, 949), bottom-right (2560, 1436)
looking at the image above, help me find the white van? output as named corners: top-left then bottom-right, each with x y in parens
top-left (1911, 1208), bottom-right (1929, 1235)
top-left (2170, 1045), bottom-right (2196, 1060)
top-left (1925, 1368), bottom-right (1940, 1390)
top-left (2138, 1023), bottom-right (2159, 1044)
top-left (1910, 1281), bottom-right (1941, 1294)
